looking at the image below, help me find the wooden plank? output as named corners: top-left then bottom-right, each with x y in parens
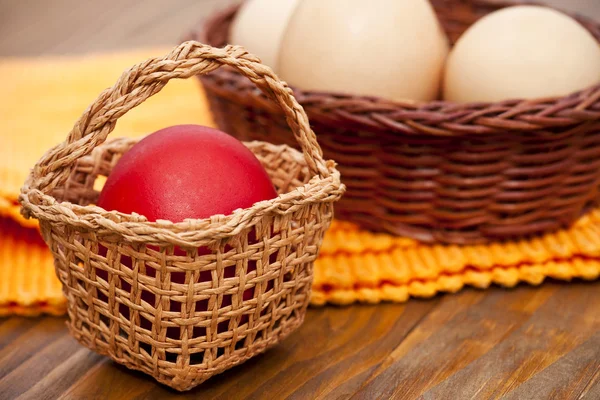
top-left (0, 318), bottom-right (66, 381)
top-left (0, 317), bottom-right (39, 350)
top-left (351, 285), bottom-right (557, 399)
top-left (58, 301), bottom-right (438, 399)
top-left (501, 331), bottom-right (600, 400)
top-left (0, 285), bottom-right (598, 398)
top-left (57, 358), bottom-right (157, 400)
top-left (413, 282), bottom-right (600, 399)
top-left (0, 331), bottom-right (80, 398)
top-left (3, 283), bottom-right (596, 399)
top-left (581, 371), bottom-right (600, 399)
top-left (15, 346), bottom-right (104, 400)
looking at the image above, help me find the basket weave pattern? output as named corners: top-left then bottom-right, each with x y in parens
top-left (196, 0), bottom-right (600, 244)
top-left (19, 43), bottom-right (344, 391)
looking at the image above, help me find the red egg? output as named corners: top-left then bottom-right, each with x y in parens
top-left (97, 124), bottom-right (277, 222)
top-left (96, 125), bottom-right (277, 334)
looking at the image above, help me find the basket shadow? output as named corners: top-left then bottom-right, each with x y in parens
top-left (108, 346), bottom-right (271, 395)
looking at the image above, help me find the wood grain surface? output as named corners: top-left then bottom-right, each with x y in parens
top-left (1, 283), bottom-right (599, 399)
top-left (1, 1), bottom-right (600, 399)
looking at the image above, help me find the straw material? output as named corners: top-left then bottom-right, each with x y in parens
top-left (195, 0), bottom-right (600, 245)
top-left (18, 42), bottom-right (344, 391)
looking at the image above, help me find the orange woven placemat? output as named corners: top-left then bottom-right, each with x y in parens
top-left (3, 212), bottom-right (600, 314)
top-left (0, 218), bottom-right (64, 316)
top-left (2, 49), bottom-right (600, 315)
top-left (313, 216), bottom-right (600, 305)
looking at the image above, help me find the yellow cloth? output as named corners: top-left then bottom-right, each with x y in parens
top-left (1, 49), bottom-right (599, 315)
top-left (313, 217), bottom-right (600, 305)
top-left (0, 218), bottom-right (64, 316)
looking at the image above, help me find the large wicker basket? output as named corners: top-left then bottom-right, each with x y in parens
top-left (194, 0), bottom-right (600, 245)
top-left (19, 42), bottom-right (344, 391)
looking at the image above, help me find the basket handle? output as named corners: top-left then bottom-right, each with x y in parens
top-left (27, 41), bottom-right (331, 196)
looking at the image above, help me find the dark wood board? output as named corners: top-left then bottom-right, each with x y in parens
top-left (1, 1), bottom-right (600, 399)
top-left (1, 283), bottom-right (600, 399)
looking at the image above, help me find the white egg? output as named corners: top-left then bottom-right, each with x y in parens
top-left (230, 0), bottom-right (301, 70)
top-left (278, 0), bottom-right (450, 102)
top-left (444, 6), bottom-right (600, 103)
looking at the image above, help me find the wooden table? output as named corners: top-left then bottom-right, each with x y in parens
top-left (1, 1), bottom-right (600, 399)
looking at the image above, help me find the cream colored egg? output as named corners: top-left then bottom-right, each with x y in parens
top-left (278, 0), bottom-right (450, 102)
top-left (444, 6), bottom-right (600, 103)
top-left (230, 0), bottom-right (300, 70)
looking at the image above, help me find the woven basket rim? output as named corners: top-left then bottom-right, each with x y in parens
top-left (194, 0), bottom-right (600, 136)
top-left (18, 43), bottom-right (345, 245)
top-left (26, 140), bottom-right (341, 246)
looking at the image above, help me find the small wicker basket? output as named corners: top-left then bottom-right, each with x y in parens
top-left (19, 42), bottom-right (344, 391)
top-left (194, 0), bottom-right (600, 245)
